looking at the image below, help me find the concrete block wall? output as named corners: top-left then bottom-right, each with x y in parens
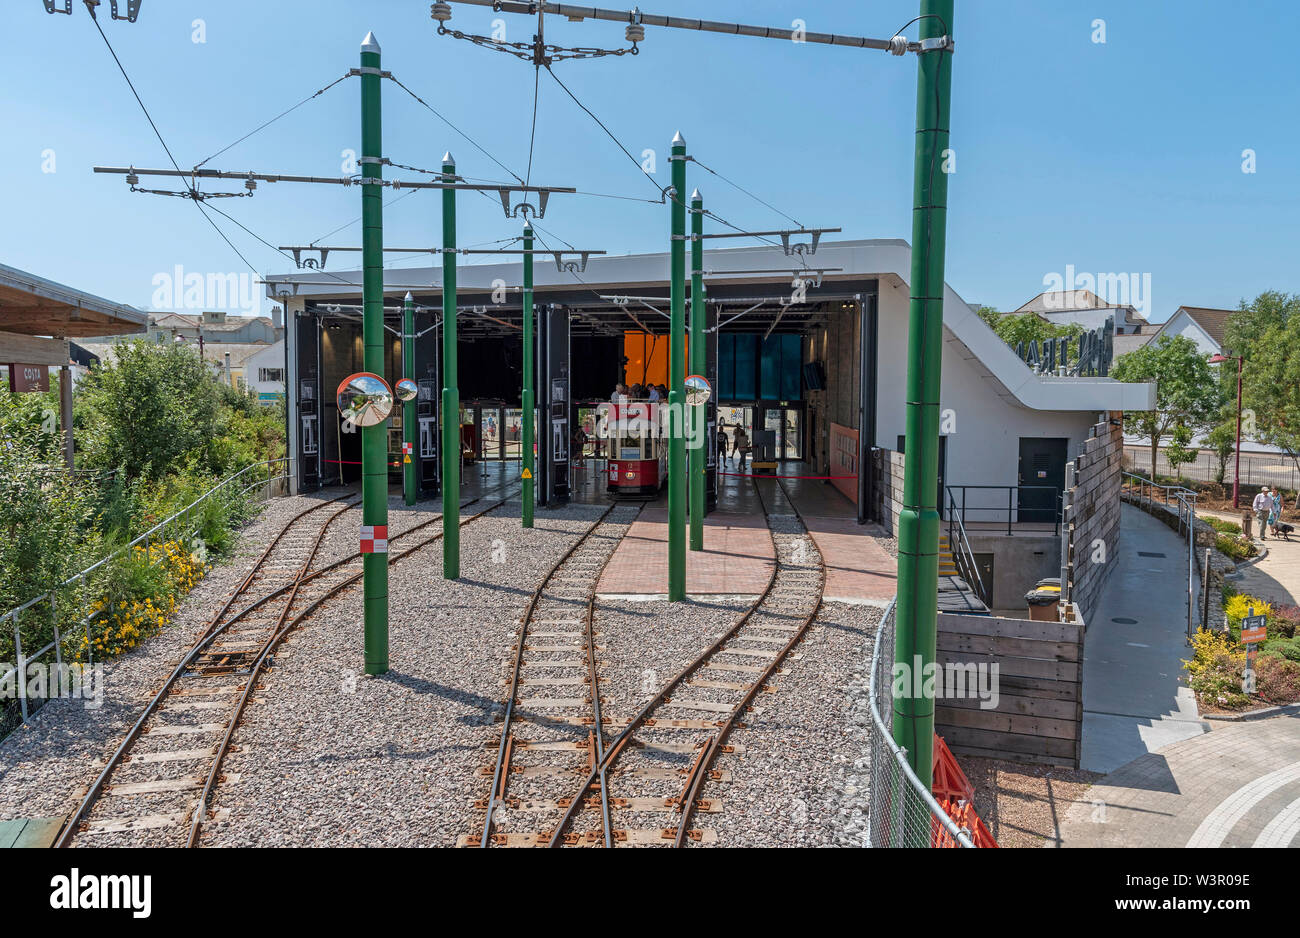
top-left (1061, 415), bottom-right (1124, 622)
top-left (880, 448), bottom-right (905, 535)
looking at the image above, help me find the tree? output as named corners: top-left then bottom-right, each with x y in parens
top-left (1165, 423), bottom-right (1196, 482)
top-left (1206, 419), bottom-right (1237, 486)
top-left (75, 340), bottom-right (220, 478)
top-left (976, 307), bottom-right (1085, 367)
top-left (1111, 334), bottom-right (1223, 478)
top-left (1223, 291), bottom-right (1300, 494)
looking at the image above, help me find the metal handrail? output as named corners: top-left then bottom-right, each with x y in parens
top-left (946, 484), bottom-right (1064, 536)
top-left (866, 599), bottom-right (976, 848)
top-left (945, 490), bottom-right (989, 607)
top-left (1121, 471), bottom-right (1198, 639)
top-left (2, 457), bottom-right (292, 727)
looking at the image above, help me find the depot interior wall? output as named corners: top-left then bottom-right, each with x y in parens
top-left (873, 281), bottom-right (1099, 492)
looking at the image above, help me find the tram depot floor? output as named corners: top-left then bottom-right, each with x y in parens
top-left (460, 458), bottom-right (898, 605)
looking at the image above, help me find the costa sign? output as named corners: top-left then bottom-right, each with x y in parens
top-left (7, 363), bottom-right (50, 393)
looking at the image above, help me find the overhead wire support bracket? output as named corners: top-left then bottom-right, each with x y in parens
top-left (94, 166), bottom-right (577, 214)
top-left (275, 244), bottom-right (605, 272)
top-left (672, 226), bottom-right (841, 256)
top-left (437, 1), bottom-right (947, 55)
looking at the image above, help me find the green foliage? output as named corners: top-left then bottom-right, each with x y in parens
top-left (1111, 335), bottom-right (1224, 476)
top-left (978, 308), bottom-right (1086, 365)
top-left (1261, 636), bottom-right (1300, 663)
top-left (1200, 516), bottom-right (1241, 535)
top-left (1164, 423), bottom-right (1196, 480)
top-left (1, 339), bottom-right (286, 684)
top-left (0, 394), bottom-right (104, 622)
top-left (1223, 291), bottom-right (1300, 475)
top-left (1205, 420), bottom-right (1237, 485)
top-left (1215, 533), bottom-right (1257, 561)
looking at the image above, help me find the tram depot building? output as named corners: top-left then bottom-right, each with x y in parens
top-left (269, 238), bottom-right (1154, 621)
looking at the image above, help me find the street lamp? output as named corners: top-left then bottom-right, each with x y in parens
top-left (1209, 352), bottom-right (1243, 509)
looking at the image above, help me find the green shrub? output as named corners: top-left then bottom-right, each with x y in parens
top-left (1257, 656), bottom-right (1300, 705)
top-left (1201, 516), bottom-right (1242, 535)
top-left (1215, 533), bottom-right (1257, 561)
top-left (1261, 636), bottom-right (1300, 663)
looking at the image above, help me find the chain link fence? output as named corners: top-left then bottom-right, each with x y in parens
top-left (866, 600), bottom-right (976, 848)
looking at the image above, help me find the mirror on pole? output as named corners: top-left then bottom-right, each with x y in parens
top-left (337, 372), bottom-right (394, 427)
top-left (394, 377), bottom-right (419, 403)
top-left (685, 374), bottom-right (712, 407)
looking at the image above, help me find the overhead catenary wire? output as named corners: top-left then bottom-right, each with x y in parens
top-left (193, 71), bottom-right (355, 170)
top-left (384, 72), bottom-right (527, 185)
top-left (84, 6), bottom-right (260, 274)
top-left (544, 64), bottom-right (666, 201)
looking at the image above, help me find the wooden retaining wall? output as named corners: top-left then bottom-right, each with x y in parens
top-left (935, 612), bottom-right (1084, 768)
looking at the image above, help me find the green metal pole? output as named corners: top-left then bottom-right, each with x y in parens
top-left (403, 292), bottom-right (417, 507)
top-left (521, 223), bottom-right (535, 528)
top-left (360, 31), bottom-right (388, 675)
top-left (688, 188), bottom-right (705, 552)
top-left (893, 0), bottom-right (954, 797)
top-left (441, 152), bottom-right (460, 579)
top-left (668, 133), bottom-right (687, 600)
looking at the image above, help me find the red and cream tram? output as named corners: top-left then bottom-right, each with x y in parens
top-left (600, 401), bottom-right (669, 497)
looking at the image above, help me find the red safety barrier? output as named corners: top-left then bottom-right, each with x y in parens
top-left (931, 733), bottom-right (999, 848)
top-left (718, 471), bottom-right (858, 481)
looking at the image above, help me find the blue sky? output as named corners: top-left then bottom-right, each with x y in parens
top-left (3, 0), bottom-right (1297, 321)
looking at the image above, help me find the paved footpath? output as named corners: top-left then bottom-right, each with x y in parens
top-left (1057, 711), bottom-right (1300, 847)
top-left (1201, 506), bottom-right (1300, 607)
top-left (1080, 504), bottom-right (1207, 774)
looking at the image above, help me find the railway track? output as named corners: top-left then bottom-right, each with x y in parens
top-left (465, 501), bottom-right (643, 848)
top-left (539, 476), bottom-right (827, 847)
top-left (57, 481), bottom-right (519, 847)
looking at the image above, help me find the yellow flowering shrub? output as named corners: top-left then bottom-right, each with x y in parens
top-left (81, 541), bottom-right (209, 658)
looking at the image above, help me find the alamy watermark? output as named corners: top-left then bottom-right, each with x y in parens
top-left (891, 655), bottom-right (999, 710)
top-left (151, 265), bottom-right (259, 315)
top-left (1, 661), bottom-right (104, 709)
top-left (1041, 264), bottom-right (1152, 320)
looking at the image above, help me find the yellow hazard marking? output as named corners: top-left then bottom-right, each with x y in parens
top-left (522, 468), bottom-right (533, 479)
top-left (403, 455), bottom-right (412, 464)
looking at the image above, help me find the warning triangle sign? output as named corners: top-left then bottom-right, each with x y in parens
top-left (521, 468), bottom-right (533, 479)
top-left (403, 455), bottom-right (412, 464)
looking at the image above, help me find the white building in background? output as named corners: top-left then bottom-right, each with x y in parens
top-left (244, 341), bottom-right (287, 404)
top-left (1142, 305), bottom-right (1233, 358)
top-left (1015, 289), bottom-right (1150, 336)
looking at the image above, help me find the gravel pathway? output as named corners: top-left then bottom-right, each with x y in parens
top-left (0, 490), bottom-right (354, 822)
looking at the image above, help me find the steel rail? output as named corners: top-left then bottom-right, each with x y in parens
top-left (480, 501), bottom-right (624, 847)
top-left (55, 480), bottom-right (518, 847)
top-left (200, 493), bottom-right (358, 643)
top-left (186, 483), bottom-right (523, 846)
top-left (545, 475), bottom-right (782, 846)
top-left (669, 477), bottom-right (825, 845)
top-left (53, 494), bottom-right (362, 847)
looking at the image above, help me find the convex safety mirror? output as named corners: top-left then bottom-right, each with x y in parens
top-left (337, 372), bottom-right (394, 427)
top-left (394, 378), bottom-right (419, 403)
top-left (685, 374), bottom-right (712, 407)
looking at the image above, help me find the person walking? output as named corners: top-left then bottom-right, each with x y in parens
top-left (732, 424), bottom-right (751, 471)
top-left (1253, 487), bottom-right (1272, 541)
top-left (1269, 488), bottom-right (1283, 537)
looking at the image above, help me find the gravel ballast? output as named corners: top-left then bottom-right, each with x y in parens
top-left (2, 484), bottom-right (898, 848)
top-left (0, 490), bottom-right (357, 822)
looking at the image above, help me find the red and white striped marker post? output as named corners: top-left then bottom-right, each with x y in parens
top-left (360, 525), bottom-right (389, 554)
